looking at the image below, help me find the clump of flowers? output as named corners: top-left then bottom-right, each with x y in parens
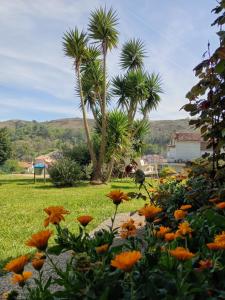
top-left (176, 221), bottom-right (193, 237)
top-left (156, 226), bottom-right (171, 238)
top-left (120, 219), bottom-right (137, 239)
top-left (207, 231), bottom-right (225, 250)
top-left (174, 209), bottom-right (187, 220)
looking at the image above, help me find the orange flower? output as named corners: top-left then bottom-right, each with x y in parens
top-left (214, 231), bottom-right (225, 244)
top-left (111, 251), bottom-right (142, 272)
top-left (4, 255), bottom-right (29, 274)
top-left (12, 271), bottom-right (32, 286)
top-left (32, 253), bottom-right (46, 271)
top-left (180, 204), bottom-right (192, 210)
top-left (216, 202), bottom-right (225, 209)
top-left (177, 221), bottom-right (193, 236)
top-left (208, 197), bottom-right (219, 203)
top-left (44, 206), bottom-right (70, 227)
top-left (164, 232), bottom-right (179, 241)
top-left (106, 190), bottom-right (129, 205)
top-left (174, 209), bottom-right (187, 220)
top-left (156, 226), bottom-right (171, 238)
top-left (77, 215), bottom-right (93, 226)
top-left (26, 230), bottom-right (52, 251)
top-left (139, 205), bottom-right (162, 221)
top-left (148, 188), bottom-right (157, 193)
top-left (169, 247), bottom-right (195, 260)
top-left (95, 244), bottom-right (109, 254)
top-left (197, 259), bottom-right (213, 271)
top-left (120, 219), bottom-right (137, 239)
top-left (207, 242), bottom-right (222, 250)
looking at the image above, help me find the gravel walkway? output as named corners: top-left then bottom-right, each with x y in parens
top-left (0, 212), bottom-right (145, 299)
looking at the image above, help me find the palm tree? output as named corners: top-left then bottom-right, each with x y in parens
top-left (88, 6), bottom-right (119, 181)
top-left (63, 28), bottom-right (97, 167)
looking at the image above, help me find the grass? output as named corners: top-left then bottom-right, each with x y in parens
top-left (0, 174), bottom-right (149, 270)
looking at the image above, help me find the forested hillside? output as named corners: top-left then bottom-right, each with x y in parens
top-left (0, 118), bottom-right (195, 160)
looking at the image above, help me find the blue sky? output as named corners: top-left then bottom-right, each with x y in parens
top-left (0, 0), bottom-right (219, 121)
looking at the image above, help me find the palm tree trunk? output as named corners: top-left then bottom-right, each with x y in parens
top-left (77, 68), bottom-right (97, 168)
top-left (96, 44), bottom-right (107, 182)
top-left (105, 157), bottom-right (115, 182)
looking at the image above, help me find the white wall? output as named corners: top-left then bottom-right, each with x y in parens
top-left (175, 141), bottom-right (201, 161)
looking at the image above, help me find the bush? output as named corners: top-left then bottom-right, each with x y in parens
top-left (48, 157), bottom-right (82, 187)
top-left (159, 166), bottom-right (177, 178)
top-left (1, 159), bottom-right (22, 174)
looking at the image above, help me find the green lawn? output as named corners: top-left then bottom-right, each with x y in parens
top-left (0, 175), bottom-right (148, 270)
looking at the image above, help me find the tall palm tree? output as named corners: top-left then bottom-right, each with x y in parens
top-left (88, 7), bottom-right (119, 180)
top-left (63, 28), bottom-right (97, 166)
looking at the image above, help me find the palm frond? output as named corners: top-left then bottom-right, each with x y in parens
top-left (120, 38), bottom-right (146, 71)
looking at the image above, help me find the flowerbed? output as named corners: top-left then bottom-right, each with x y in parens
top-left (3, 168), bottom-right (225, 300)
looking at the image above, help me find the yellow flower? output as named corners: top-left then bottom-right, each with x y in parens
top-left (174, 209), bottom-right (187, 220)
top-left (111, 251), bottom-right (142, 272)
top-left (139, 205), bottom-right (162, 221)
top-left (77, 215), bottom-right (93, 227)
top-left (12, 271), bottom-right (32, 287)
top-left (4, 255), bottom-right (29, 274)
top-left (106, 190), bottom-right (129, 205)
top-left (32, 253), bottom-right (46, 271)
top-left (169, 247), bottom-right (195, 260)
top-left (216, 202), bottom-right (225, 209)
top-left (95, 244), bottom-right (109, 254)
top-left (180, 204), bottom-right (192, 210)
top-left (177, 221), bottom-right (192, 236)
top-left (156, 226), bottom-right (171, 238)
top-left (43, 206), bottom-right (70, 227)
top-left (214, 231), bottom-right (225, 244)
top-left (26, 230), bottom-right (52, 251)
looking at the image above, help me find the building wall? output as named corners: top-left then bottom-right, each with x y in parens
top-left (167, 147), bottom-right (176, 162)
top-left (175, 141), bottom-right (201, 161)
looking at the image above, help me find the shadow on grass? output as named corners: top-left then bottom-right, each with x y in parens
top-left (110, 184), bottom-right (136, 190)
top-left (33, 181), bottom-right (90, 190)
top-left (0, 178), bottom-right (34, 185)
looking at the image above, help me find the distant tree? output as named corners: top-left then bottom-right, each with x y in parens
top-left (0, 128), bottom-right (11, 165)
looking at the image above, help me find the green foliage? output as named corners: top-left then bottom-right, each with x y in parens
top-left (0, 159), bottom-right (22, 174)
top-left (0, 128), bottom-right (11, 165)
top-left (159, 166), bottom-right (176, 178)
top-left (48, 157), bottom-right (82, 187)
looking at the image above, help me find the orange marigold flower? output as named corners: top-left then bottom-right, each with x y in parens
top-left (164, 232), bottom-right (178, 241)
top-left (207, 242), bottom-right (222, 250)
top-left (43, 206), bottom-right (70, 227)
top-left (4, 255), bottom-right (29, 274)
top-left (95, 244), bottom-right (109, 254)
top-left (138, 205), bottom-right (162, 222)
top-left (111, 251), bottom-right (142, 272)
top-left (148, 188), bottom-right (157, 193)
top-left (32, 253), bottom-right (46, 271)
top-left (180, 204), bottom-right (192, 210)
top-left (156, 226), bottom-right (171, 238)
top-left (120, 218), bottom-right (137, 238)
top-left (177, 221), bottom-right (193, 236)
top-left (77, 215), bottom-right (93, 227)
top-left (208, 197), bottom-right (219, 203)
top-left (12, 271), bottom-right (32, 287)
top-left (169, 247), bottom-right (195, 260)
top-left (106, 190), bottom-right (129, 205)
top-left (197, 259), bottom-right (213, 271)
top-left (214, 231), bottom-right (225, 244)
top-left (26, 230), bottom-right (52, 251)
top-left (174, 209), bottom-right (187, 220)
top-left (216, 202), bottom-right (225, 209)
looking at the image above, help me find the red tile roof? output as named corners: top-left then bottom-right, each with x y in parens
top-left (174, 132), bottom-right (201, 142)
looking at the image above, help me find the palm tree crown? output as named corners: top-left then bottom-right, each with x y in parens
top-left (88, 6), bottom-right (119, 52)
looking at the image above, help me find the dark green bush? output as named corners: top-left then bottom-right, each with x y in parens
top-left (48, 157), bottom-right (82, 187)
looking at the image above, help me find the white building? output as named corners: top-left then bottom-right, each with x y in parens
top-left (167, 132), bottom-right (213, 162)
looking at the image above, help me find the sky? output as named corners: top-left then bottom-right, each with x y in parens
top-left (0, 0), bottom-right (219, 121)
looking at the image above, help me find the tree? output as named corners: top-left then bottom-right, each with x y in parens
top-left (0, 128), bottom-right (11, 165)
top-left (183, 0), bottom-right (225, 179)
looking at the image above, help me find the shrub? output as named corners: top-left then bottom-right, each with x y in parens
top-left (159, 166), bottom-right (177, 178)
top-left (48, 157), bottom-right (82, 187)
top-left (1, 159), bottom-right (22, 174)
